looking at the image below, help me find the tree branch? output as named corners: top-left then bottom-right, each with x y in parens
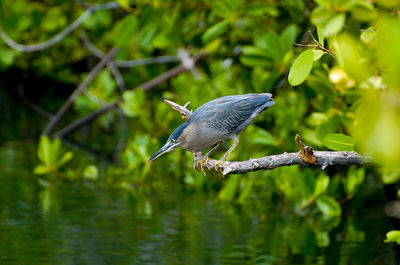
top-left (0, 2), bottom-right (120, 52)
top-left (164, 99), bottom-right (372, 176)
top-left (43, 47), bottom-right (118, 135)
top-left (194, 149), bottom-right (370, 176)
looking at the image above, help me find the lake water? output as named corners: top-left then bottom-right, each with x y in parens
top-left (0, 140), bottom-right (398, 265)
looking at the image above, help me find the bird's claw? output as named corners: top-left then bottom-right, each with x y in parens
top-left (214, 160), bottom-right (225, 175)
top-left (193, 157), bottom-right (208, 176)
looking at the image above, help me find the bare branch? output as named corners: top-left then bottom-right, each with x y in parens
top-left (0, 2), bottom-right (120, 52)
top-left (163, 99), bottom-right (192, 119)
top-left (43, 47), bottom-right (118, 135)
top-left (108, 62), bottom-right (127, 93)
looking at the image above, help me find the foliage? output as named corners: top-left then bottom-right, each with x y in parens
top-left (385, 230), bottom-right (400, 245)
top-left (1, 0), bottom-right (400, 250)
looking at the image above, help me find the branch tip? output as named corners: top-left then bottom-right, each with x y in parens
top-left (164, 99), bottom-right (192, 120)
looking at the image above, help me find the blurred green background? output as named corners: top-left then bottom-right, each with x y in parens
top-left (1, 0), bottom-right (400, 264)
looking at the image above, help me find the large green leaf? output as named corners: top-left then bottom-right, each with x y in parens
top-left (239, 46), bottom-right (272, 67)
top-left (288, 49), bottom-right (314, 86)
top-left (322, 133), bottom-right (355, 151)
top-left (202, 20), bottom-right (230, 44)
top-left (323, 13), bottom-right (345, 37)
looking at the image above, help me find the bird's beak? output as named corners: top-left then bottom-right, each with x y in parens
top-left (148, 141), bottom-right (179, 162)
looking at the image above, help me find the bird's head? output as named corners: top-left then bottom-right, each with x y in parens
top-left (148, 122), bottom-right (189, 162)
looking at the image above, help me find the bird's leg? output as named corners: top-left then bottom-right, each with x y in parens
top-left (204, 141), bottom-right (224, 157)
top-left (214, 137), bottom-right (239, 173)
top-left (194, 141), bottom-right (224, 175)
top-left (203, 141), bottom-right (223, 170)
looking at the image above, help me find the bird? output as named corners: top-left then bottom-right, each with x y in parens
top-left (148, 93), bottom-right (275, 173)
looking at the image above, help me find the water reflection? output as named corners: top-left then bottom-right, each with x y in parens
top-left (0, 141), bottom-right (397, 265)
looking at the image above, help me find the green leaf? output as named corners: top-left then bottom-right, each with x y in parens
top-left (323, 13), bottom-right (345, 37)
top-left (34, 164), bottom-right (51, 175)
top-left (120, 90), bottom-right (146, 117)
top-left (313, 50), bottom-right (324, 61)
top-left (218, 175), bottom-right (239, 201)
top-left (316, 195), bottom-right (342, 216)
top-left (211, 1), bottom-right (231, 18)
top-left (239, 46), bottom-right (272, 67)
top-left (237, 178), bottom-right (253, 204)
top-left (351, 2), bottom-right (377, 22)
top-left (117, 0), bottom-right (132, 11)
top-left (280, 24), bottom-right (298, 53)
top-left (113, 15), bottom-right (138, 47)
top-left (252, 128), bottom-right (276, 145)
top-left (306, 72), bottom-right (337, 97)
top-left (254, 32), bottom-right (283, 61)
top-left (317, 24), bottom-right (325, 47)
top-left (56, 152), bottom-right (74, 168)
top-left (322, 133), bottom-right (355, 151)
top-left (344, 167), bottom-right (365, 195)
top-left (311, 7), bottom-right (335, 25)
top-left (314, 173), bottom-right (330, 196)
top-left (83, 165), bottom-right (98, 180)
top-left (224, 0), bottom-right (241, 10)
top-left (40, 189), bottom-right (52, 214)
top-left (0, 48), bottom-right (19, 66)
top-left (288, 49), bottom-right (314, 86)
top-left (333, 34), bottom-right (372, 82)
top-left (202, 20), bottom-right (230, 44)
top-left (40, 136), bottom-right (52, 165)
top-left (385, 231), bottom-right (400, 244)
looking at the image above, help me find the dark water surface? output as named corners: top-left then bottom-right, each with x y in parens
top-left (0, 140), bottom-right (398, 265)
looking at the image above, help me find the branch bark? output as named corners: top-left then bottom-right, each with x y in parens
top-left (194, 150), bottom-right (370, 176)
top-left (164, 99), bottom-right (372, 176)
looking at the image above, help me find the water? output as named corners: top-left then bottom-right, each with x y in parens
top-left (0, 140), bottom-right (398, 265)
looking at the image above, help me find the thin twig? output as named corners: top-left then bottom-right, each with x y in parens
top-left (43, 47), bottom-right (118, 135)
top-left (108, 62), bottom-right (127, 93)
top-left (294, 30), bottom-right (335, 57)
top-left (0, 2), bottom-right (120, 52)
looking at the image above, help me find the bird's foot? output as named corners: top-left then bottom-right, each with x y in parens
top-left (214, 160), bottom-right (225, 175)
top-left (193, 157), bottom-right (209, 176)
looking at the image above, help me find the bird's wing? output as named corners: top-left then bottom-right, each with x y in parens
top-left (191, 94), bottom-right (272, 134)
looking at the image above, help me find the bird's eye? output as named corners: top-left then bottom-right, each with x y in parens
top-left (171, 139), bottom-right (175, 143)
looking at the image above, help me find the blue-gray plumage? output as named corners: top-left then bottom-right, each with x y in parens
top-left (148, 93), bottom-right (274, 163)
